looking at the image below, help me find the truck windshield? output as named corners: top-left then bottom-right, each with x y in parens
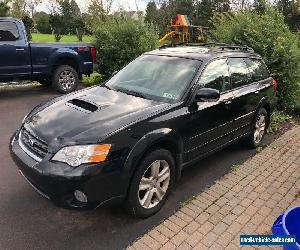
top-left (105, 55), bottom-right (201, 103)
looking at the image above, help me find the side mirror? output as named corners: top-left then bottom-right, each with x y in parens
top-left (195, 88), bottom-right (220, 102)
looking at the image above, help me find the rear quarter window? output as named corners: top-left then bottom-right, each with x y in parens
top-left (244, 58), bottom-right (270, 81)
top-left (228, 57), bottom-right (252, 89)
top-left (0, 21), bottom-right (19, 41)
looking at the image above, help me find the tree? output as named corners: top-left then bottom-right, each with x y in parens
top-left (170, 0), bottom-right (194, 16)
top-left (74, 16), bottom-right (85, 41)
top-left (49, 13), bottom-right (65, 41)
top-left (0, 0), bottom-right (10, 17)
top-left (145, 1), bottom-right (158, 25)
top-left (10, 0), bottom-right (27, 18)
top-left (34, 11), bottom-right (51, 33)
top-left (253, 0), bottom-right (267, 14)
top-left (276, 0), bottom-right (300, 31)
top-left (27, 0), bottom-right (42, 19)
top-left (86, 0), bottom-right (107, 31)
top-left (58, 0), bottom-right (81, 34)
top-left (215, 0), bottom-right (231, 12)
top-left (194, 0), bottom-right (214, 26)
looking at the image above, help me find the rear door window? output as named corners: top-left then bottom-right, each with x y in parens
top-left (228, 58), bottom-right (252, 89)
top-left (244, 58), bottom-right (270, 81)
top-left (199, 58), bottom-right (230, 93)
top-left (0, 21), bottom-right (19, 41)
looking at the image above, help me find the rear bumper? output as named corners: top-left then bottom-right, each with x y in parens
top-left (10, 132), bottom-right (128, 209)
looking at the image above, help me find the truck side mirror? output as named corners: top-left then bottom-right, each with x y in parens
top-left (195, 88), bottom-right (220, 102)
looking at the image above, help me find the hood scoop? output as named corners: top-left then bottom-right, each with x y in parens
top-left (67, 98), bottom-right (99, 113)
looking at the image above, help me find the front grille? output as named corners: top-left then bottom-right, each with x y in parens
top-left (20, 128), bottom-right (48, 159)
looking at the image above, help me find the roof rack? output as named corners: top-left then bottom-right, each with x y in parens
top-left (159, 42), bottom-right (254, 53)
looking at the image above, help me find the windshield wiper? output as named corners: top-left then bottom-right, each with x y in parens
top-left (115, 88), bottom-right (147, 99)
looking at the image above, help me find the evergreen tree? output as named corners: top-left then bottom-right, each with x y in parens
top-left (194, 0), bottom-right (214, 26)
top-left (145, 1), bottom-right (158, 25)
top-left (59, 0), bottom-right (81, 34)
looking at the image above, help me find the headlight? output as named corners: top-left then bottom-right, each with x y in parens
top-left (52, 144), bottom-right (111, 167)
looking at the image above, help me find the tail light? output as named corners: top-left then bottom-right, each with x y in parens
top-left (272, 78), bottom-right (278, 92)
top-left (90, 47), bottom-right (96, 63)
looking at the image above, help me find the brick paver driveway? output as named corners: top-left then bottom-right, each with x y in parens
top-left (128, 126), bottom-right (300, 250)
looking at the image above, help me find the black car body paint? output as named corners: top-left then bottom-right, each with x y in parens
top-left (10, 45), bottom-right (277, 209)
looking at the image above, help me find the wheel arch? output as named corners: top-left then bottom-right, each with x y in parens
top-left (256, 97), bottom-right (272, 127)
top-left (49, 50), bottom-right (83, 78)
top-left (124, 128), bottom-right (184, 189)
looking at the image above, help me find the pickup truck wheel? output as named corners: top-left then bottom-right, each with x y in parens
top-left (53, 65), bottom-right (79, 93)
top-left (125, 149), bottom-right (175, 218)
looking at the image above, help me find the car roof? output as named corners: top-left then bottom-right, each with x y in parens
top-left (146, 43), bottom-right (262, 63)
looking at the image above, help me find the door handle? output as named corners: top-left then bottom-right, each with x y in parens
top-left (16, 48), bottom-right (25, 52)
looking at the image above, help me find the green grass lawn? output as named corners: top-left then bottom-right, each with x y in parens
top-left (31, 33), bottom-right (94, 43)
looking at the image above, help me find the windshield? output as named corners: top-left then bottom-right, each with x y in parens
top-left (106, 55), bottom-right (201, 103)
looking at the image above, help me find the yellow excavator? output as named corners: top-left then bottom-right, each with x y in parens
top-left (159, 14), bottom-right (209, 45)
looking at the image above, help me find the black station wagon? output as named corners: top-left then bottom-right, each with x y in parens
top-left (10, 43), bottom-right (277, 218)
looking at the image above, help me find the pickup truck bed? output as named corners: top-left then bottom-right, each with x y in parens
top-left (0, 17), bottom-right (95, 93)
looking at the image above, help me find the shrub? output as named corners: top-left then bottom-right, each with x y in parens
top-left (209, 7), bottom-right (300, 114)
top-left (267, 109), bottom-right (295, 134)
top-left (94, 17), bottom-right (159, 80)
top-left (82, 72), bottom-right (103, 86)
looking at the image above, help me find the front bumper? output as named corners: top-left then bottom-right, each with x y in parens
top-left (10, 132), bottom-right (128, 209)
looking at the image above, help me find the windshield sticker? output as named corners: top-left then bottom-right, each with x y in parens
top-left (163, 93), bottom-right (176, 99)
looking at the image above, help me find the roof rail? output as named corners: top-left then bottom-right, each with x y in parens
top-left (159, 42), bottom-right (254, 53)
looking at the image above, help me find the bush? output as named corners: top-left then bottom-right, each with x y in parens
top-left (267, 109), bottom-right (295, 134)
top-left (209, 7), bottom-right (300, 114)
top-left (94, 17), bottom-right (159, 80)
top-left (82, 72), bottom-right (103, 86)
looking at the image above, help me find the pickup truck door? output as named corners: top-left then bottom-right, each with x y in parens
top-left (0, 20), bottom-right (31, 79)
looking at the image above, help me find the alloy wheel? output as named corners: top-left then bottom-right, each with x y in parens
top-left (138, 160), bottom-right (170, 209)
top-left (58, 70), bottom-right (75, 91)
top-left (254, 113), bottom-right (266, 143)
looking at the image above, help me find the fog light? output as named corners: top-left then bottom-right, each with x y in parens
top-left (74, 190), bottom-right (88, 203)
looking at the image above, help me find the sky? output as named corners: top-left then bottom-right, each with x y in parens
top-left (36, 0), bottom-right (150, 13)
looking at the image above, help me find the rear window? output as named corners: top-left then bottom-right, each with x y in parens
top-left (0, 21), bottom-right (19, 41)
top-left (228, 58), bottom-right (252, 89)
top-left (244, 58), bottom-right (270, 81)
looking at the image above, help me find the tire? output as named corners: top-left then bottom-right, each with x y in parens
top-left (125, 149), bottom-right (175, 218)
top-left (52, 65), bottom-right (79, 94)
top-left (246, 108), bottom-right (268, 148)
top-left (38, 78), bottom-right (51, 86)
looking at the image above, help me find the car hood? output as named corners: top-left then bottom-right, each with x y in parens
top-left (23, 86), bottom-right (169, 150)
